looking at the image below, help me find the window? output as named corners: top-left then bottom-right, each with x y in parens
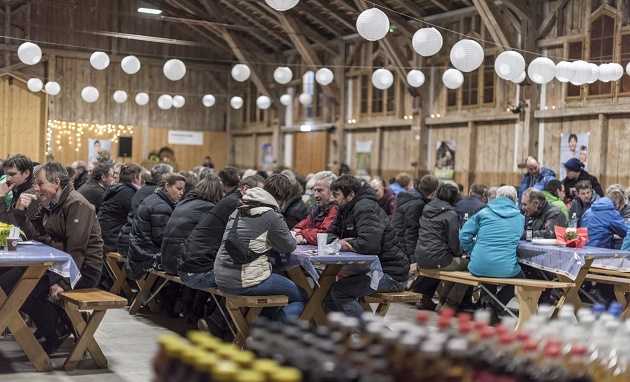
top-left (386, 73), bottom-right (396, 113)
top-left (360, 75), bottom-right (369, 114)
top-left (303, 71), bottom-right (316, 119)
top-left (589, 15), bottom-right (614, 96)
top-left (462, 71), bottom-right (479, 106)
top-left (447, 89), bottom-right (457, 107)
top-left (372, 88), bottom-right (384, 113)
top-left (621, 35), bottom-right (630, 93)
top-left (567, 41), bottom-right (583, 98)
top-left (483, 55), bottom-right (495, 104)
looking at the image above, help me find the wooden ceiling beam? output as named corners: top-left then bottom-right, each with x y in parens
top-left (430, 0), bottom-right (451, 12)
top-left (391, 0), bottom-right (426, 18)
top-left (298, 10), bottom-right (345, 37)
top-left (538, 0), bottom-right (569, 39)
top-left (308, 0), bottom-right (356, 31)
top-left (218, 0), bottom-right (289, 47)
top-left (472, 0), bottom-right (510, 48)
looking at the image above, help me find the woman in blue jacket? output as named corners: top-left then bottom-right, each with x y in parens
top-left (582, 188), bottom-right (627, 249)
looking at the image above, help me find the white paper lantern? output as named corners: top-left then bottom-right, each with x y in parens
top-left (280, 94), bottom-right (292, 106)
top-left (90, 51), bottom-right (110, 70)
top-left (81, 86), bottom-right (99, 103)
top-left (158, 94), bottom-right (173, 110)
top-left (626, 62), bottom-right (630, 76)
top-left (202, 94), bottom-right (215, 107)
top-left (298, 93), bottom-right (312, 106)
top-left (512, 71), bottom-right (526, 84)
top-left (356, 8), bottom-right (389, 42)
top-left (598, 63), bottom-right (613, 82)
top-left (135, 92), bottom-right (149, 106)
top-left (173, 95), bottom-right (185, 108)
top-left (555, 61), bottom-right (575, 83)
top-left (231, 64), bottom-right (251, 82)
top-left (163, 59), bottom-right (186, 81)
top-left (371, 68), bottom-right (394, 90)
top-left (121, 55), bottom-right (141, 75)
top-left (527, 57), bottom-right (556, 84)
top-left (412, 28), bottom-right (443, 57)
top-left (274, 67), bottom-right (293, 84)
top-left (264, 0), bottom-right (299, 11)
top-left (494, 51), bottom-right (526, 81)
top-left (608, 63), bottom-right (623, 81)
top-left (442, 69), bottom-right (464, 89)
top-left (570, 60), bottom-right (590, 85)
top-left (256, 95), bottom-right (272, 110)
top-left (450, 39), bottom-right (484, 73)
top-left (113, 90), bottom-right (128, 104)
top-left (315, 68), bottom-right (334, 86)
top-left (230, 96), bottom-right (244, 109)
top-left (44, 81), bottom-right (61, 96)
top-left (17, 42), bottom-right (42, 65)
top-left (406, 70), bottom-right (425, 88)
top-left (27, 78), bottom-right (43, 92)
top-left (587, 63), bottom-right (599, 84)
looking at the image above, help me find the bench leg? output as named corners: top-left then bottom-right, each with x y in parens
top-left (105, 258), bottom-right (133, 298)
top-left (375, 303), bottom-right (390, 317)
top-left (614, 285), bottom-right (630, 320)
top-left (129, 273), bottom-right (158, 315)
top-left (226, 304), bottom-right (250, 347)
top-left (64, 303), bottom-right (108, 368)
top-left (552, 257), bottom-right (594, 317)
top-left (515, 286), bottom-right (543, 331)
top-left (64, 309), bottom-right (107, 370)
top-left (360, 300), bottom-right (373, 313)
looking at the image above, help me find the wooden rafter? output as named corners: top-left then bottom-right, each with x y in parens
top-left (218, 0), bottom-right (290, 47)
top-left (220, 28), bottom-right (272, 97)
top-left (538, 0), bottom-right (569, 39)
top-left (308, 0), bottom-right (355, 31)
top-left (429, 0), bottom-right (451, 12)
top-left (472, 0), bottom-right (510, 48)
top-left (391, 0), bottom-right (425, 18)
top-left (298, 10), bottom-right (345, 37)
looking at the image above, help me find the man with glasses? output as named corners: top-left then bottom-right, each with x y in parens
top-left (0, 154), bottom-right (37, 224)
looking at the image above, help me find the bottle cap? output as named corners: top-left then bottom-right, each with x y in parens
top-left (458, 312), bottom-right (472, 322)
top-left (458, 322), bottom-right (472, 334)
top-left (544, 346), bottom-right (561, 358)
top-left (515, 331), bottom-right (529, 342)
top-left (237, 370), bottom-right (265, 382)
top-left (437, 317), bottom-right (451, 329)
top-left (272, 367), bottom-right (302, 382)
top-left (473, 310), bottom-right (491, 324)
top-left (499, 334), bottom-right (515, 344)
top-left (570, 344), bottom-right (587, 356)
top-left (440, 307), bottom-right (456, 318)
top-left (592, 303), bottom-right (606, 314)
top-left (495, 325), bottom-right (509, 335)
top-left (523, 340), bottom-right (538, 352)
top-left (252, 359), bottom-right (279, 376)
top-left (479, 326), bottom-right (496, 339)
top-left (196, 353), bottom-right (219, 372)
top-left (213, 361), bottom-right (238, 381)
top-left (232, 351), bottom-right (255, 367)
top-left (416, 310), bottom-right (430, 324)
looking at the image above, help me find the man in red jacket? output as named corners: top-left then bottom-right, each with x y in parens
top-left (293, 171), bottom-right (338, 245)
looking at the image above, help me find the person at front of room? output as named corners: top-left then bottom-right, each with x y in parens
top-left (582, 187), bottom-right (627, 249)
top-left (0, 154), bottom-right (38, 225)
top-left (127, 173), bottom-right (186, 279)
top-left (214, 175), bottom-right (305, 321)
top-left (78, 161), bottom-right (115, 213)
top-left (326, 175), bottom-right (409, 318)
top-left (569, 180), bottom-right (598, 227)
top-left (521, 189), bottom-right (567, 239)
top-left (292, 171), bottom-right (338, 245)
top-left (562, 158), bottom-right (604, 202)
top-left (517, 156), bottom-right (556, 200)
top-left (542, 179), bottom-right (569, 219)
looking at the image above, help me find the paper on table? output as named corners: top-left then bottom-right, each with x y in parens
top-left (17, 240), bottom-right (38, 245)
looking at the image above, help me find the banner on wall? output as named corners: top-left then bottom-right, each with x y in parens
top-left (260, 143), bottom-right (273, 171)
top-left (355, 140), bottom-right (372, 177)
top-left (559, 132), bottom-right (589, 178)
top-left (88, 139), bottom-right (112, 162)
top-left (433, 140), bottom-right (456, 180)
top-left (167, 130), bottom-right (204, 145)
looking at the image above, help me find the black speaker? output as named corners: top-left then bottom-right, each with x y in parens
top-left (118, 136), bottom-right (133, 157)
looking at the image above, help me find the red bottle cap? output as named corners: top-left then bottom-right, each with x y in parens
top-left (570, 344), bottom-right (587, 356)
top-left (440, 307), bottom-right (456, 318)
top-left (416, 311), bottom-right (430, 324)
top-left (458, 313), bottom-right (472, 322)
top-left (474, 321), bottom-right (487, 331)
top-left (544, 340), bottom-right (562, 350)
top-left (515, 332), bottom-right (530, 342)
top-left (499, 334), bottom-right (515, 344)
top-left (495, 325), bottom-right (509, 336)
top-left (438, 317), bottom-right (451, 330)
top-left (480, 327), bottom-right (496, 339)
top-left (523, 340), bottom-right (538, 352)
top-left (544, 346), bottom-right (561, 357)
top-left (458, 322), bottom-right (472, 334)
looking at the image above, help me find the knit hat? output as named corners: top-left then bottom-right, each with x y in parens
top-left (563, 158), bottom-right (584, 172)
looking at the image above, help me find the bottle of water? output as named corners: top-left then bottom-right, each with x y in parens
top-left (569, 212), bottom-right (578, 228)
top-left (526, 219), bottom-right (534, 241)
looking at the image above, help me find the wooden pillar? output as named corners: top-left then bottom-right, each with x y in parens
top-left (375, 127), bottom-right (383, 177)
top-left (415, 106), bottom-right (428, 179)
top-left (598, 113), bottom-right (609, 186)
top-left (4, 3), bottom-right (10, 68)
top-left (335, 41), bottom-right (347, 172)
top-left (468, 120), bottom-right (478, 187)
top-left (226, 73), bottom-right (234, 166)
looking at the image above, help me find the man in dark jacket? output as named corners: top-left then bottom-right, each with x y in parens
top-left (455, 183), bottom-right (487, 224)
top-left (569, 180), bottom-right (598, 226)
top-left (326, 175), bottom-right (409, 318)
top-left (78, 162), bottom-right (115, 213)
top-left (280, 170), bottom-right (308, 229)
top-left (72, 162), bottom-right (89, 191)
top-left (562, 158), bottom-right (604, 202)
top-left (518, 156), bottom-right (556, 200)
top-left (0, 154), bottom-right (39, 225)
top-left (522, 189), bottom-right (568, 239)
top-left (391, 174), bottom-right (439, 260)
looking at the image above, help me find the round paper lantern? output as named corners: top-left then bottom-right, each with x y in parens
top-left (256, 95), bottom-right (272, 110)
top-left (157, 94), bottom-right (173, 110)
top-left (626, 62), bottom-right (630, 76)
top-left (173, 95), bottom-right (185, 108)
top-left (608, 63), bottom-right (623, 81)
top-left (135, 92), bottom-right (149, 106)
top-left (412, 28), bottom-right (443, 57)
top-left (512, 71), bottom-right (526, 84)
top-left (273, 67), bottom-right (293, 84)
top-left (280, 94), bottom-right (292, 106)
top-left (570, 60), bottom-right (590, 85)
top-left (494, 51), bottom-right (526, 81)
top-left (27, 78), bottom-right (43, 92)
top-left (113, 90), bottom-right (128, 104)
top-left (555, 61), bottom-right (575, 83)
top-left (527, 57), bottom-right (556, 84)
top-left (315, 68), bottom-right (334, 86)
top-left (356, 8), bottom-right (389, 42)
top-left (298, 93), bottom-right (312, 106)
top-left (450, 39), bottom-right (484, 73)
top-left (81, 86), bottom-right (99, 103)
top-left (406, 70), bottom-right (425, 88)
top-left (202, 94), bottom-right (215, 107)
top-left (121, 55), bottom-right (141, 75)
top-left (598, 63), bottom-right (613, 82)
top-left (442, 69), bottom-right (464, 89)
top-left (587, 63), bottom-right (599, 84)
top-left (163, 59), bottom-right (186, 81)
top-left (264, 0), bottom-right (299, 11)
top-left (231, 64), bottom-right (251, 82)
top-left (371, 68), bottom-right (394, 90)
top-left (90, 51), bottom-right (110, 70)
top-left (17, 42), bottom-right (42, 65)
top-left (44, 81), bottom-right (61, 96)
top-left (230, 96), bottom-right (244, 110)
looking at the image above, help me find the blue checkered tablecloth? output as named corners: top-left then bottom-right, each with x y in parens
top-left (0, 242), bottom-right (81, 287)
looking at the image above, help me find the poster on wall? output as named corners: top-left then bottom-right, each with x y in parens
top-left (355, 140), bottom-right (372, 177)
top-left (260, 143), bottom-right (274, 171)
top-left (433, 140), bottom-right (456, 180)
top-left (167, 130), bottom-right (204, 145)
top-left (559, 132), bottom-right (589, 178)
top-left (88, 139), bottom-right (112, 162)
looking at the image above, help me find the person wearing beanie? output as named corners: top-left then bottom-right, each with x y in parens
top-left (562, 158), bottom-right (603, 203)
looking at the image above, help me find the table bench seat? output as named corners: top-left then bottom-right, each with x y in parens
top-left (362, 291), bottom-right (423, 316)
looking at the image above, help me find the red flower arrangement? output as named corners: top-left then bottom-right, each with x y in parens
top-left (555, 226), bottom-right (588, 248)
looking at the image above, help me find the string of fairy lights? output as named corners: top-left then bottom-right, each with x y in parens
top-left (46, 120), bottom-right (134, 154)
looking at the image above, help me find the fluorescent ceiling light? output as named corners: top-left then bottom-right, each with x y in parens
top-left (300, 124), bottom-right (312, 132)
top-left (138, 7), bottom-right (162, 15)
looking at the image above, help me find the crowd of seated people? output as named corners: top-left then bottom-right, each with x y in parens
top-left (5, 151), bottom-right (630, 352)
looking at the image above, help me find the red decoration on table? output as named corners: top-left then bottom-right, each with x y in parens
top-left (555, 226), bottom-right (588, 248)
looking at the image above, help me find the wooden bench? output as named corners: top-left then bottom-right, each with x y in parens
top-left (417, 269), bottom-right (575, 330)
top-left (104, 252), bottom-right (133, 298)
top-left (586, 267), bottom-right (630, 318)
top-left (59, 289), bottom-right (127, 370)
top-left (361, 291), bottom-right (423, 316)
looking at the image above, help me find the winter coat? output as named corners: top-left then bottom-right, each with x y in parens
top-left (525, 200), bottom-right (567, 239)
top-left (582, 197), bottom-right (627, 249)
top-left (73, 171), bottom-right (89, 191)
top-left (328, 187), bottom-right (409, 282)
top-left (14, 185), bottom-right (104, 288)
top-left (0, 176), bottom-right (39, 226)
top-left (377, 188), bottom-right (397, 217)
top-left (563, 170), bottom-right (604, 200)
top-left (543, 191), bottom-right (569, 219)
top-left (518, 167), bottom-right (556, 199)
top-left (180, 190), bottom-right (242, 274)
top-left (214, 188), bottom-right (296, 289)
top-left (97, 183), bottom-right (137, 252)
top-left (391, 190), bottom-right (430, 260)
top-left (454, 195), bottom-right (485, 224)
top-left (293, 204), bottom-right (338, 245)
top-left (160, 193), bottom-right (215, 274)
top-left (127, 188), bottom-right (176, 279)
top-left (282, 196), bottom-right (308, 229)
top-left (414, 199), bottom-right (461, 269)
top-left (116, 183), bottom-right (157, 256)
top-left (569, 194), bottom-right (599, 227)
top-left (460, 197), bottom-right (524, 278)
top-left (78, 180), bottom-right (107, 214)
top-left (389, 182), bottom-right (405, 196)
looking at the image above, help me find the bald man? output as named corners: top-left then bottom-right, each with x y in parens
top-left (518, 157), bottom-right (557, 200)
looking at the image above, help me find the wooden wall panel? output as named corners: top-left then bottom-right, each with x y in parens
top-left (293, 131), bottom-right (328, 176)
top-left (542, 116), bottom-right (599, 175)
top-left (255, 133), bottom-right (273, 170)
top-left (381, 128), bottom-right (416, 180)
top-left (346, 130), bottom-right (379, 176)
top-left (474, 121), bottom-right (519, 187)
top-left (233, 136), bottom-right (256, 169)
top-left (605, 117), bottom-right (630, 185)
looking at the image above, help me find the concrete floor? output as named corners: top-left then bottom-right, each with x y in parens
top-left (0, 303), bottom-right (419, 382)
